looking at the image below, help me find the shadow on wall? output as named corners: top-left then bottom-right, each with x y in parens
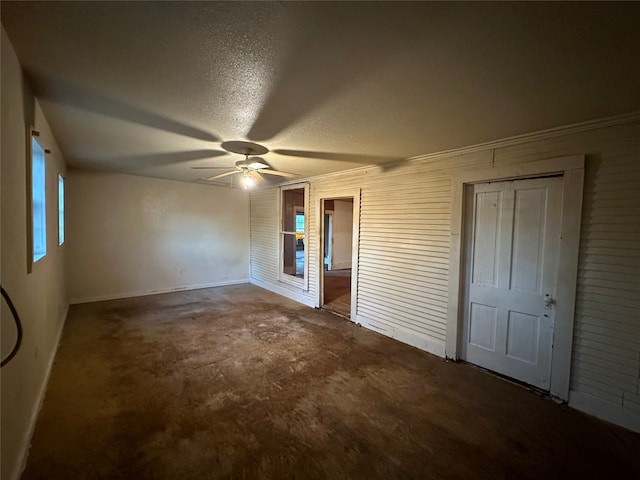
top-left (25, 71), bottom-right (218, 142)
top-left (579, 153), bottom-right (603, 237)
top-left (22, 67), bottom-right (36, 134)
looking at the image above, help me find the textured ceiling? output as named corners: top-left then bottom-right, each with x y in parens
top-left (2, 1), bottom-right (639, 186)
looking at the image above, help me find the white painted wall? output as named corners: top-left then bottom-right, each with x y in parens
top-left (250, 117), bottom-right (640, 433)
top-left (67, 170), bottom-right (250, 303)
top-left (1, 28), bottom-right (68, 480)
top-left (331, 199), bottom-right (353, 270)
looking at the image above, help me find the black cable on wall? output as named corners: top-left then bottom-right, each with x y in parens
top-left (1, 286), bottom-right (23, 367)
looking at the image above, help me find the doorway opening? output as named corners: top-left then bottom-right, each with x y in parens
top-left (321, 197), bottom-right (354, 318)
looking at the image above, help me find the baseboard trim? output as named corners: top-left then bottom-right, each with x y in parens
top-left (13, 303), bottom-right (69, 480)
top-left (70, 279), bottom-right (250, 304)
top-left (250, 278), bottom-right (316, 308)
top-left (356, 315), bottom-right (446, 358)
top-left (569, 390), bottom-right (640, 433)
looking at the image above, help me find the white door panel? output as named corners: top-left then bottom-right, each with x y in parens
top-left (462, 177), bottom-right (562, 390)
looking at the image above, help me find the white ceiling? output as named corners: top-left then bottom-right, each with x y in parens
top-left (2, 2), bottom-right (639, 186)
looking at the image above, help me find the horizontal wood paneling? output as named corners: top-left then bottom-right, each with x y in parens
top-left (249, 189), bottom-right (278, 283)
top-left (250, 120), bottom-right (640, 430)
top-left (496, 121), bottom-right (640, 427)
top-left (624, 392), bottom-right (640, 412)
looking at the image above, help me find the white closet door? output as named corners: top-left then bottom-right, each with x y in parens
top-left (462, 176), bottom-right (562, 390)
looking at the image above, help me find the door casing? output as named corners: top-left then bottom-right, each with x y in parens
top-left (316, 188), bottom-right (361, 320)
top-left (324, 212), bottom-right (333, 270)
top-left (446, 155), bottom-right (585, 400)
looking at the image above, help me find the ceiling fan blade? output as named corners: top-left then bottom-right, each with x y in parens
top-left (252, 171), bottom-right (266, 184)
top-left (257, 169), bottom-right (299, 178)
top-left (204, 170), bottom-right (239, 181)
top-left (190, 166), bottom-right (236, 170)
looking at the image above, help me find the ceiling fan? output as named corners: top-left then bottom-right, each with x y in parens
top-left (191, 142), bottom-right (299, 189)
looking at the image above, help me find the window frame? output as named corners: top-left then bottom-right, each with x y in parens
top-left (58, 174), bottom-right (65, 245)
top-left (278, 183), bottom-right (309, 290)
top-left (30, 133), bottom-right (47, 267)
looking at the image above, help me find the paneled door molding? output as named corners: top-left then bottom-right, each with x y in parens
top-left (446, 155), bottom-right (585, 400)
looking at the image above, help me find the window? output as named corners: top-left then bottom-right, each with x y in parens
top-left (58, 175), bottom-right (65, 245)
top-left (295, 213), bottom-right (304, 234)
top-left (279, 184), bottom-right (309, 288)
top-left (32, 136), bottom-right (46, 262)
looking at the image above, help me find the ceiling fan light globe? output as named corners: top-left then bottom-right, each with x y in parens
top-left (243, 176), bottom-right (256, 189)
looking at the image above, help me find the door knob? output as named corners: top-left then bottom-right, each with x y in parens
top-left (544, 294), bottom-right (555, 308)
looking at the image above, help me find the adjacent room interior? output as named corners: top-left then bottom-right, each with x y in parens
top-left (1, 2), bottom-right (639, 480)
top-left (321, 197), bottom-right (354, 318)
